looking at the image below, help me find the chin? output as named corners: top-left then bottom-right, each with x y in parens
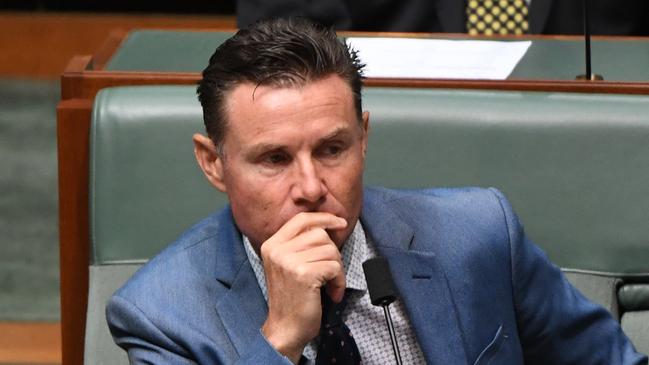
top-left (329, 224), bottom-right (355, 249)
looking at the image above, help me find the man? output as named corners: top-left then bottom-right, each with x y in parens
top-left (106, 17), bottom-right (647, 364)
top-left (237, 0), bottom-right (649, 35)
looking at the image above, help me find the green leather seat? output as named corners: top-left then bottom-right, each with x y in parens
top-left (86, 85), bottom-right (649, 363)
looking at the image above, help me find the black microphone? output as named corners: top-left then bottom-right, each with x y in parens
top-left (362, 257), bottom-right (402, 365)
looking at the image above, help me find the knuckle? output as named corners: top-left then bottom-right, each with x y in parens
top-left (260, 242), bottom-right (272, 259)
top-left (294, 265), bottom-right (310, 281)
top-left (332, 260), bottom-right (343, 272)
top-left (324, 260), bottom-right (340, 277)
top-left (324, 244), bottom-right (339, 258)
top-left (261, 244), bottom-right (282, 264)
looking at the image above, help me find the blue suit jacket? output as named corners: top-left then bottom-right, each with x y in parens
top-left (107, 187), bottom-right (647, 364)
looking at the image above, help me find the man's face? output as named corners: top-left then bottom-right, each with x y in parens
top-left (195, 75), bottom-right (369, 250)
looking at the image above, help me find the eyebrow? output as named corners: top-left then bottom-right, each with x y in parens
top-left (318, 127), bottom-right (354, 144)
top-left (245, 143), bottom-right (285, 159)
top-left (245, 126), bottom-right (354, 158)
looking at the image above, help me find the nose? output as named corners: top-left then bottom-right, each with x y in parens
top-left (290, 156), bottom-right (328, 205)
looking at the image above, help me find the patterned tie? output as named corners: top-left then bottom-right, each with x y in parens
top-left (466, 0), bottom-right (529, 36)
top-left (315, 290), bottom-right (361, 365)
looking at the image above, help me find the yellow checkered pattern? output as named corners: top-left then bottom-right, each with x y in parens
top-left (466, 0), bottom-right (529, 36)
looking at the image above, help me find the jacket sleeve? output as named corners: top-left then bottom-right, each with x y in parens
top-left (490, 188), bottom-right (648, 365)
top-left (106, 294), bottom-right (294, 365)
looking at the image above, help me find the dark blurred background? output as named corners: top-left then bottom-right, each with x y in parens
top-left (1, 1), bottom-right (235, 13)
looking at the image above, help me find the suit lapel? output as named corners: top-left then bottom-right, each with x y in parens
top-left (211, 208), bottom-right (269, 356)
top-left (362, 188), bottom-right (468, 364)
top-left (529, 0), bottom-right (554, 33)
top-left (215, 266), bottom-right (268, 355)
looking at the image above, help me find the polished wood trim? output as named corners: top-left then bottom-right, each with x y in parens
top-left (57, 99), bottom-right (93, 365)
top-left (93, 30), bottom-right (130, 71)
top-left (0, 322), bottom-right (61, 364)
top-left (61, 56), bottom-right (93, 100)
top-left (62, 69), bottom-right (200, 100)
top-left (364, 78), bottom-right (649, 95)
top-left (60, 68), bottom-right (649, 102)
top-left (63, 55), bottom-right (93, 74)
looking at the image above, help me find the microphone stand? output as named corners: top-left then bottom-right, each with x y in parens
top-left (576, 0), bottom-right (603, 80)
top-left (380, 301), bottom-right (403, 365)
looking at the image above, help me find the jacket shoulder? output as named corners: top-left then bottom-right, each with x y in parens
top-left (364, 185), bottom-right (510, 215)
top-left (110, 207), bottom-right (240, 311)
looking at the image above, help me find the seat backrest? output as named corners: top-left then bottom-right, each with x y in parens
top-left (86, 86), bottom-right (219, 364)
top-left (87, 86), bottom-right (649, 363)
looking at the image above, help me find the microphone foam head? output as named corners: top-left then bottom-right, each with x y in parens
top-left (362, 257), bottom-right (397, 306)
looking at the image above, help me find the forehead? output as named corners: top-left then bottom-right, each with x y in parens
top-left (222, 75), bottom-right (356, 139)
top-left (227, 75), bottom-right (353, 113)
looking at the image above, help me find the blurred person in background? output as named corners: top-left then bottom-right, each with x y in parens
top-left (237, 0), bottom-right (649, 36)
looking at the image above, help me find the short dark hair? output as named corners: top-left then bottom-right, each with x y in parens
top-left (196, 17), bottom-right (365, 152)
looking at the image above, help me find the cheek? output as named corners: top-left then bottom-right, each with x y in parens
top-left (327, 159), bottom-right (365, 212)
top-left (229, 179), bottom-right (275, 217)
top-left (341, 155), bottom-right (365, 190)
top-left (228, 173), bottom-right (293, 231)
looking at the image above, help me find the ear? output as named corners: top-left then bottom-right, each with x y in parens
top-left (193, 133), bottom-right (227, 192)
top-left (361, 111), bottom-right (370, 157)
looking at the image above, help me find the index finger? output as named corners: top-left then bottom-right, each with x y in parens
top-left (274, 212), bottom-right (347, 242)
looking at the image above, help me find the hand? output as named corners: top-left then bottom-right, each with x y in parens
top-left (260, 212), bottom-right (348, 363)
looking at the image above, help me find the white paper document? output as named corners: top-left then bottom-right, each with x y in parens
top-left (346, 37), bottom-right (532, 80)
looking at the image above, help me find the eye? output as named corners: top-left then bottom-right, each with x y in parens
top-left (263, 152), bottom-right (290, 165)
top-left (319, 142), bottom-right (347, 158)
top-left (324, 145), bottom-right (342, 156)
